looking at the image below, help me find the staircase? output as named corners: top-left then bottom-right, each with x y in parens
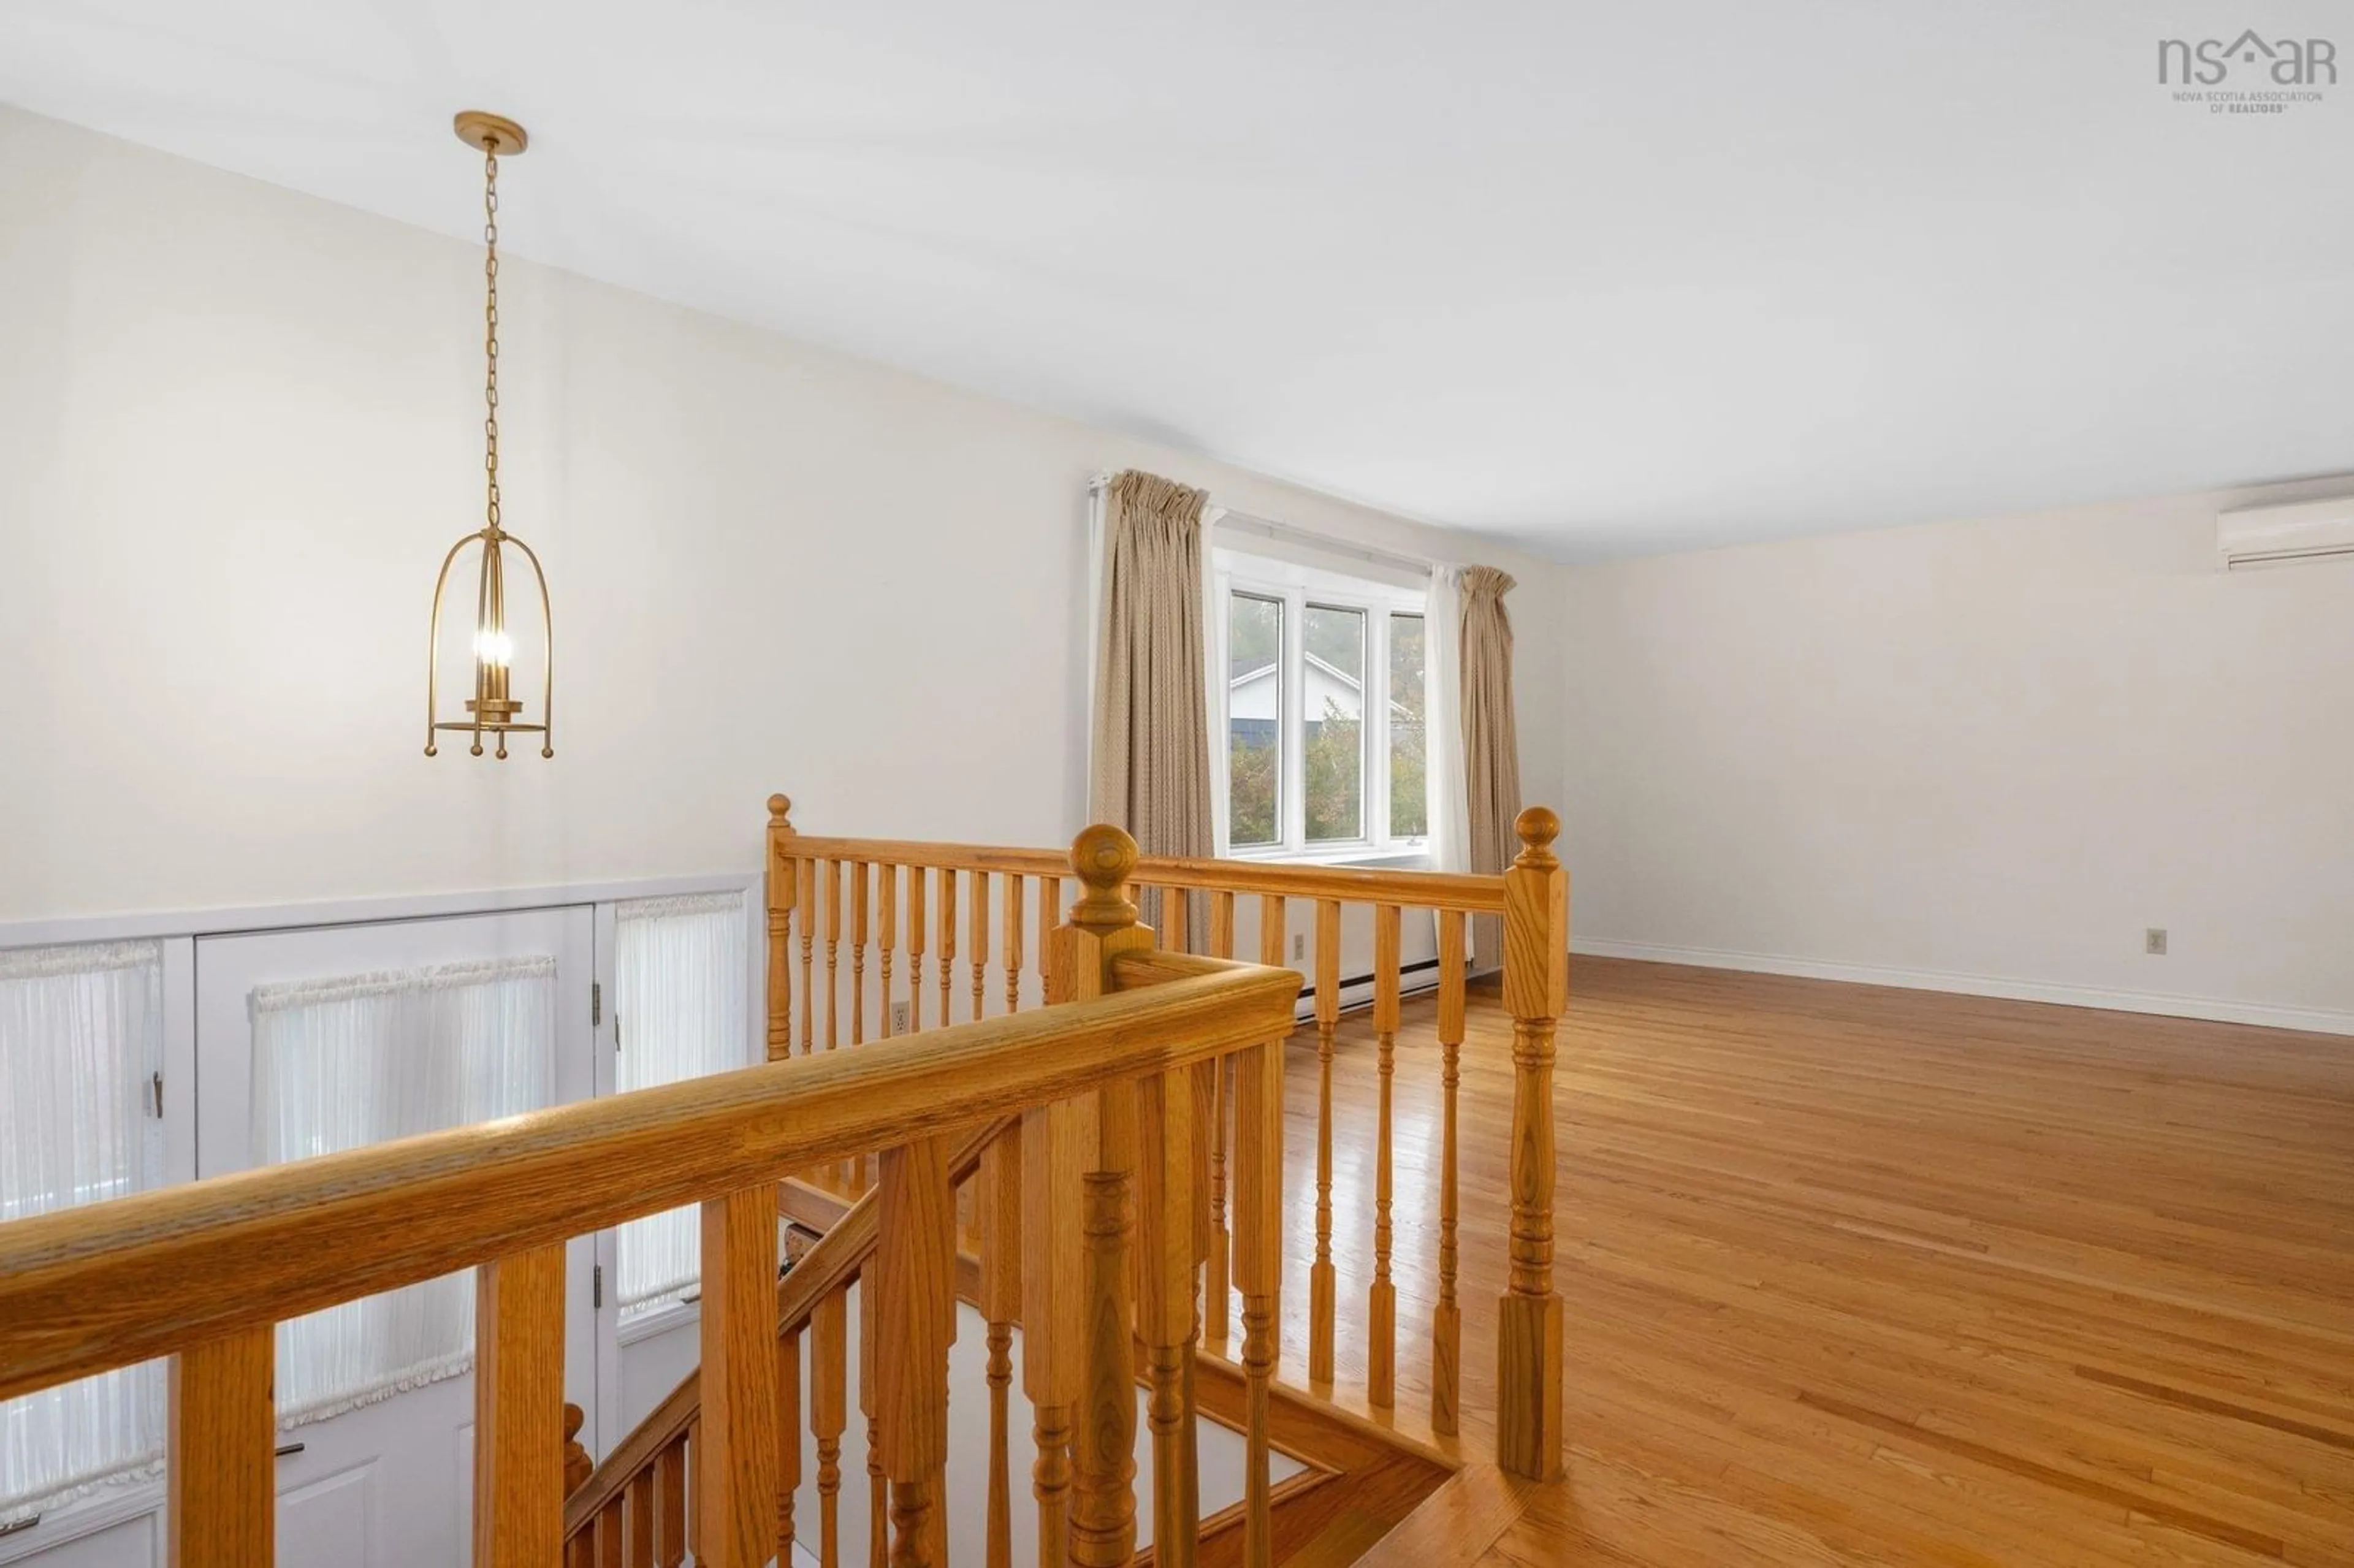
top-left (0, 800), bottom-right (1568, 1568)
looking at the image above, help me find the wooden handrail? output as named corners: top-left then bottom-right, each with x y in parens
top-left (0, 961), bottom-right (1298, 1404)
top-left (562, 1117), bottom-right (1011, 1539)
top-left (768, 819), bottom-right (1509, 914)
top-left (765, 797), bottom-right (1573, 1493)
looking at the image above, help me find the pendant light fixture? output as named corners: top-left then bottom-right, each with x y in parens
top-left (426, 110), bottom-right (552, 759)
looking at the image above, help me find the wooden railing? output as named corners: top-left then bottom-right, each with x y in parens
top-left (764, 794), bottom-right (1569, 1481)
top-left (558, 1114), bottom-right (1010, 1562)
top-left (0, 828), bottom-right (1301, 1568)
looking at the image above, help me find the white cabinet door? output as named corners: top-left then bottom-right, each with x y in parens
top-left (194, 907), bottom-right (596, 1568)
top-left (587, 893), bottom-right (760, 1455)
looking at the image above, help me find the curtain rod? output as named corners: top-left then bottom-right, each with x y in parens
top-left (1089, 471), bottom-right (1439, 579)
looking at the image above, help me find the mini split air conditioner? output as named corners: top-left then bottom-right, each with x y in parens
top-left (2215, 495), bottom-right (2354, 569)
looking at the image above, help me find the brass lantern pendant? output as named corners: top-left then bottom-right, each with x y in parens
top-left (427, 110), bottom-right (552, 759)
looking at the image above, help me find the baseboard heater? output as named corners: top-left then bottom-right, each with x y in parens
top-left (1293, 957), bottom-right (1493, 1022)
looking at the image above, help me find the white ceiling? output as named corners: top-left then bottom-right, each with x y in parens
top-left (4, 1), bottom-right (2348, 559)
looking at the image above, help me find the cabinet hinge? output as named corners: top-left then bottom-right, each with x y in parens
top-left (592, 1263), bottom-right (604, 1311)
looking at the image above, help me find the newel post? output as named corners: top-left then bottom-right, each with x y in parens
top-left (1496, 805), bottom-right (1567, 1481)
top-left (1045, 826), bottom-right (1154, 1568)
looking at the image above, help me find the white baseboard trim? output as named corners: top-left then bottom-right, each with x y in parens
top-left (1570, 937), bottom-right (2354, 1038)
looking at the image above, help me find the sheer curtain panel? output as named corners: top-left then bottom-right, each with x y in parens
top-left (1424, 565), bottom-right (1474, 878)
top-left (0, 941), bottom-right (165, 1521)
top-left (251, 956), bottom-right (555, 1424)
top-left (614, 892), bottom-right (749, 1317)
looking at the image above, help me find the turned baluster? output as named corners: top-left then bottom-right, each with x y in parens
top-left (1309, 897), bottom-right (1340, 1387)
top-left (1138, 1065), bottom-right (1198, 1568)
top-left (907, 867), bottom-right (927, 1033)
top-left (971, 869), bottom-right (992, 1021)
top-left (872, 867), bottom-right (897, 1195)
top-left (1368, 903), bottom-right (1401, 1408)
top-left (778, 1323), bottom-right (802, 1564)
top-left (825, 859), bottom-right (843, 1053)
top-left (980, 1125), bottom-right (1023, 1568)
top-left (1203, 891), bottom-right (1237, 1345)
top-left (1232, 1032), bottom-right (1284, 1568)
top-left (935, 867), bottom-right (956, 1029)
top-left (473, 1243), bottom-right (566, 1566)
top-left (879, 866), bottom-right (899, 1040)
top-left (698, 1186), bottom-right (779, 1567)
top-left (1003, 873), bottom-right (1026, 1014)
top-left (767, 795), bottom-right (796, 1061)
top-left (1496, 807), bottom-right (1568, 1481)
top-left (1022, 1086), bottom-right (1083, 1568)
top-left (850, 861), bottom-right (870, 1046)
top-left (859, 1269), bottom-right (885, 1568)
top-left (873, 1135), bottom-right (956, 1568)
top-left (825, 861), bottom-right (846, 1188)
top-left (796, 858), bottom-right (817, 1056)
top-left (1433, 908), bottom-right (1467, 1437)
top-left (813, 1290), bottom-right (847, 1568)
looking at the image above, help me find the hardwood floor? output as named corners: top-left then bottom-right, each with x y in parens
top-left (1224, 956), bottom-right (2354, 1566)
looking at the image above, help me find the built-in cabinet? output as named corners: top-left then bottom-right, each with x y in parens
top-left (0, 884), bottom-right (755, 1566)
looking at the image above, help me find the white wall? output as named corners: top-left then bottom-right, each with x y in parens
top-left (0, 107), bottom-right (1561, 925)
top-left (1560, 480), bottom-right (2354, 1031)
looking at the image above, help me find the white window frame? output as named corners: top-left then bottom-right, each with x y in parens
top-left (1214, 550), bottom-right (1430, 864)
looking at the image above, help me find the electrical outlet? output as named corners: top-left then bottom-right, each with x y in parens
top-left (1292, 933), bottom-right (1306, 962)
top-left (891, 1000), bottom-right (910, 1032)
top-left (2145, 927), bottom-right (2168, 956)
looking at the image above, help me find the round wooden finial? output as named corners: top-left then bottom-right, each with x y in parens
top-left (454, 110), bottom-right (529, 156)
top-left (1068, 824), bottom-right (1140, 930)
top-left (767, 793), bottom-right (793, 824)
top-left (1514, 805), bottom-right (1561, 867)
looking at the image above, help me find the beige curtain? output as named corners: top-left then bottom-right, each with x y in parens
top-left (1089, 471), bottom-right (1216, 899)
top-left (1460, 565), bottom-right (1521, 964)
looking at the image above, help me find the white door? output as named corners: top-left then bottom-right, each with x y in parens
top-left (194, 908), bottom-right (597, 1568)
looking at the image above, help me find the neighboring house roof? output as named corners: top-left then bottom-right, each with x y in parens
top-left (1232, 652), bottom-right (1363, 693)
top-left (1228, 655), bottom-right (1412, 721)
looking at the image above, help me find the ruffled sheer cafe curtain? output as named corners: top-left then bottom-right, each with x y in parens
top-left (0, 942), bottom-right (164, 1523)
top-left (253, 956), bottom-right (555, 1425)
top-left (612, 892), bottom-right (749, 1319)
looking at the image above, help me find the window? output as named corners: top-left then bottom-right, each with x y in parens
top-left (1226, 593), bottom-right (1282, 848)
top-left (0, 942), bottom-right (164, 1523)
top-left (613, 892), bottom-right (750, 1319)
top-left (1388, 611), bottom-right (1428, 839)
top-left (1219, 552), bottom-right (1428, 859)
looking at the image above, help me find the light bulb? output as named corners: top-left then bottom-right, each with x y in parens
top-left (473, 628), bottom-right (514, 666)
